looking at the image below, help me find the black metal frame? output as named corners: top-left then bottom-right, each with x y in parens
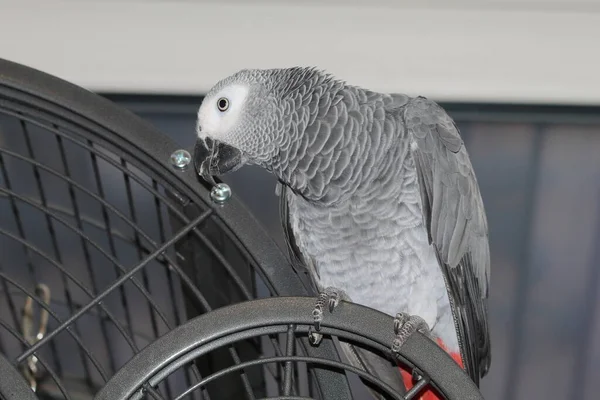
top-left (0, 58), bottom-right (348, 399)
top-left (96, 297), bottom-right (484, 400)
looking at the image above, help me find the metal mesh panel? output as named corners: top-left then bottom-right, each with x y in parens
top-left (0, 59), bottom-right (330, 400)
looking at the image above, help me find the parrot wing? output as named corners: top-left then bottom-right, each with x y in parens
top-left (277, 182), bottom-right (321, 293)
top-left (399, 96), bottom-right (491, 385)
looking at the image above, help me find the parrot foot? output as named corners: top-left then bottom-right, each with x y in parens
top-left (391, 312), bottom-right (431, 355)
top-left (308, 286), bottom-right (346, 346)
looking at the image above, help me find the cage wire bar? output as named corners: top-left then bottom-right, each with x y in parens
top-left (0, 58), bottom-right (349, 400)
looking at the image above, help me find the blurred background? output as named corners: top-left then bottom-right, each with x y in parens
top-left (1, 1), bottom-right (599, 399)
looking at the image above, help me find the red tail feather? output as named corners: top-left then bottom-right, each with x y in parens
top-left (398, 338), bottom-right (464, 400)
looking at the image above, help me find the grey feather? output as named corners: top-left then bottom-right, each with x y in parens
top-left (279, 185), bottom-right (408, 398)
top-left (278, 182), bottom-right (320, 292)
top-left (400, 96), bottom-right (491, 384)
top-left (197, 67), bottom-right (491, 391)
top-left (275, 81), bottom-right (490, 384)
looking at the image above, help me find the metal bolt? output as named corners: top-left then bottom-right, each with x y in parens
top-left (170, 149), bottom-right (191, 170)
top-left (210, 183), bottom-right (232, 204)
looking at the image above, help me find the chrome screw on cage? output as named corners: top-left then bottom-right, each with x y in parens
top-left (210, 183), bottom-right (232, 204)
top-left (170, 149), bottom-right (192, 170)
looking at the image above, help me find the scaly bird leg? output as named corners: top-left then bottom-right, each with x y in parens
top-left (308, 286), bottom-right (348, 346)
top-left (391, 312), bottom-right (432, 355)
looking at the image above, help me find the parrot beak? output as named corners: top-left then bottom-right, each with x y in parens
top-left (194, 137), bottom-right (245, 184)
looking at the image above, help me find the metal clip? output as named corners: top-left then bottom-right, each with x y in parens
top-left (21, 283), bottom-right (51, 392)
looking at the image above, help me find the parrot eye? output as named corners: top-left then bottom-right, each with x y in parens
top-left (217, 97), bottom-right (229, 112)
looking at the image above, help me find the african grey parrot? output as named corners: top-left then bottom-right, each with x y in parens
top-left (193, 67), bottom-right (491, 398)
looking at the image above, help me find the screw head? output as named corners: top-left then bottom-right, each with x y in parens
top-left (210, 183), bottom-right (232, 204)
top-left (170, 149), bottom-right (191, 169)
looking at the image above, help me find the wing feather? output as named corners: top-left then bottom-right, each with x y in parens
top-left (401, 97), bottom-right (491, 385)
top-left (277, 182), bottom-right (320, 293)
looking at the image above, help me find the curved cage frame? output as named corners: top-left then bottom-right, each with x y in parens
top-left (96, 297), bottom-right (484, 400)
top-left (0, 58), bottom-right (348, 399)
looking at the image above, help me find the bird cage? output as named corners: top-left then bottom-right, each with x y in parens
top-left (0, 58), bottom-right (344, 400)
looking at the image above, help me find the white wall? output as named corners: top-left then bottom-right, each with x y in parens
top-left (1, 0), bottom-right (599, 105)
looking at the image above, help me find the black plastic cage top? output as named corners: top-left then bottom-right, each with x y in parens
top-left (0, 58), bottom-right (352, 400)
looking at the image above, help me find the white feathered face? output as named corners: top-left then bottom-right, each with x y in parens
top-left (196, 83), bottom-right (250, 146)
top-left (193, 74), bottom-right (280, 182)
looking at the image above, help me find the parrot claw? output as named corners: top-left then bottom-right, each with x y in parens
top-left (308, 287), bottom-right (346, 347)
top-left (391, 312), bottom-right (431, 354)
top-left (308, 326), bottom-right (323, 346)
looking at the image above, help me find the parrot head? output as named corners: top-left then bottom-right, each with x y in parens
top-left (193, 67), bottom-right (349, 202)
top-left (194, 69), bottom-right (277, 182)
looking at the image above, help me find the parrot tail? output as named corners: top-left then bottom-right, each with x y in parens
top-left (398, 338), bottom-right (464, 400)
